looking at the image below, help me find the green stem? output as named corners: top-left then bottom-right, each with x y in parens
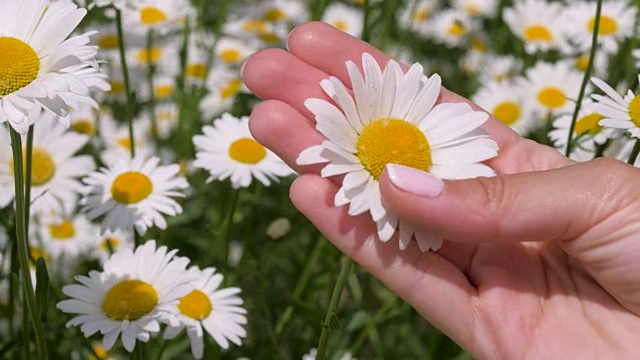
top-left (316, 256), bottom-right (354, 360)
top-left (565, 0), bottom-right (602, 157)
top-left (9, 128), bottom-right (48, 360)
top-left (361, 0), bottom-right (371, 42)
top-left (275, 239), bottom-right (326, 335)
top-left (115, 8), bottom-right (136, 159)
top-left (627, 138), bottom-right (640, 165)
top-left (221, 189), bottom-right (241, 272)
top-left (25, 126), bottom-right (34, 227)
top-left (146, 29), bottom-right (161, 148)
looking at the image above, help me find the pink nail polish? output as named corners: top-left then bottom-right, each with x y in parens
top-left (386, 164), bottom-right (445, 198)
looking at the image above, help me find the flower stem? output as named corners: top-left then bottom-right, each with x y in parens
top-left (361, 0), bottom-right (371, 42)
top-left (627, 138), bottom-right (640, 165)
top-left (146, 29), bottom-right (161, 149)
top-left (221, 189), bottom-right (241, 273)
top-left (316, 255), bottom-right (354, 360)
top-left (275, 238), bottom-right (326, 335)
top-left (565, 0), bottom-right (602, 157)
top-left (9, 128), bottom-right (48, 360)
top-left (115, 8), bottom-right (136, 159)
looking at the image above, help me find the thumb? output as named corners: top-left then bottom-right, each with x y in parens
top-left (379, 158), bottom-right (637, 244)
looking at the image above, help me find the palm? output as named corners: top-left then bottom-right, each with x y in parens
top-left (243, 22), bottom-right (640, 358)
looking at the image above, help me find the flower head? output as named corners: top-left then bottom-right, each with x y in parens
top-left (164, 267), bottom-right (247, 358)
top-left (56, 240), bottom-right (197, 352)
top-left (82, 155), bottom-right (189, 235)
top-left (193, 113), bottom-right (294, 188)
top-left (297, 53), bottom-right (498, 251)
top-left (0, 0), bottom-right (109, 134)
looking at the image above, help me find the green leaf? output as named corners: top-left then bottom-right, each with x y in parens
top-left (34, 257), bottom-right (49, 322)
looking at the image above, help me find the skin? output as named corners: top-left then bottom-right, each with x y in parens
top-left (242, 22), bottom-right (640, 359)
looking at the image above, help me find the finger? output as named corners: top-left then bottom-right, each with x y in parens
top-left (379, 158), bottom-right (635, 245)
top-left (289, 173), bottom-right (478, 346)
top-left (249, 100), bottom-right (323, 174)
top-left (242, 48), bottom-right (330, 119)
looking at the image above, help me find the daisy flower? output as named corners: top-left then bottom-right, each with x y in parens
top-left (193, 113), bottom-right (294, 189)
top-left (519, 61), bottom-right (584, 116)
top-left (215, 38), bottom-right (256, 67)
top-left (561, 0), bottom-right (636, 55)
top-left (473, 81), bottom-right (536, 136)
top-left (297, 53), bottom-right (498, 252)
top-left (199, 67), bottom-right (245, 119)
top-left (503, 0), bottom-right (570, 54)
top-left (549, 100), bottom-right (617, 162)
top-left (321, 3), bottom-right (364, 38)
top-left (82, 155), bottom-right (189, 235)
top-left (56, 240), bottom-right (197, 352)
top-left (0, 113), bottom-right (95, 215)
top-left (452, 0), bottom-right (498, 18)
top-left (588, 75), bottom-right (640, 139)
top-left (259, 0), bottom-right (307, 26)
top-left (68, 104), bottom-right (99, 137)
top-left (126, 0), bottom-right (192, 33)
top-left (399, 0), bottom-right (439, 33)
top-left (0, 0), bottom-right (109, 134)
top-left (35, 213), bottom-right (98, 261)
top-left (92, 229), bottom-right (135, 264)
top-left (164, 267), bottom-right (247, 358)
top-left (426, 9), bottom-right (474, 48)
top-left (97, 110), bottom-right (154, 164)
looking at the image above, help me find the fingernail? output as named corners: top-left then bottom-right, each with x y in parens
top-left (386, 164), bottom-right (445, 198)
top-left (240, 54), bottom-right (253, 79)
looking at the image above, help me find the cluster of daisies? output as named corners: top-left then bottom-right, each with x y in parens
top-left (2, 0), bottom-right (640, 357)
top-left (397, 0), bottom-right (640, 163)
top-left (0, 0), bottom-right (303, 357)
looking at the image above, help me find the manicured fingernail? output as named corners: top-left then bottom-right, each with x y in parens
top-left (386, 164), bottom-right (445, 198)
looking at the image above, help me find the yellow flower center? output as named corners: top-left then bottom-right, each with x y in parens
top-left (116, 137), bottom-right (134, 151)
top-left (523, 25), bottom-right (553, 42)
top-left (101, 279), bottom-right (158, 321)
top-left (575, 54), bottom-right (589, 72)
top-left (71, 119), bottom-right (96, 136)
top-left (263, 8), bottom-right (286, 22)
top-left (574, 113), bottom-right (604, 135)
top-left (221, 79), bottom-right (242, 99)
top-left (588, 15), bottom-right (618, 36)
top-left (154, 84), bottom-right (175, 99)
top-left (229, 138), bottom-right (267, 164)
top-left (333, 20), bottom-right (348, 32)
top-left (220, 49), bottom-right (242, 64)
top-left (242, 19), bottom-right (267, 33)
top-left (537, 87), bottom-right (566, 109)
top-left (629, 95), bottom-right (640, 128)
top-left (109, 81), bottom-right (124, 94)
top-left (412, 8), bottom-right (431, 23)
top-left (49, 220), bottom-right (75, 240)
top-left (492, 101), bottom-right (521, 125)
top-left (140, 6), bottom-right (168, 25)
top-left (259, 31), bottom-right (281, 43)
top-left (357, 119), bottom-right (431, 180)
top-left (471, 37), bottom-right (487, 52)
top-left (465, 4), bottom-right (482, 16)
top-left (110, 172), bottom-right (153, 204)
top-left (10, 147), bottom-right (56, 186)
top-left (185, 63), bottom-right (207, 80)
top-left (136, 47), bottom-right (162, 65)
top-left (178, 289), bottom-right (212, 320)
top-left (448, 22), bottom-right (465, 37)
top-left (97, 34), bottom-right (119, 50)
top-left (0, 37), bottom-right (40, 96)
top-left (30, 247), bottom-right (48, 264)
top-left (100, 237), bottom-right (120, 251)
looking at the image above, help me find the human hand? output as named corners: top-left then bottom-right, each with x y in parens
top-left (242, 22), bottom-right (640, 359)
